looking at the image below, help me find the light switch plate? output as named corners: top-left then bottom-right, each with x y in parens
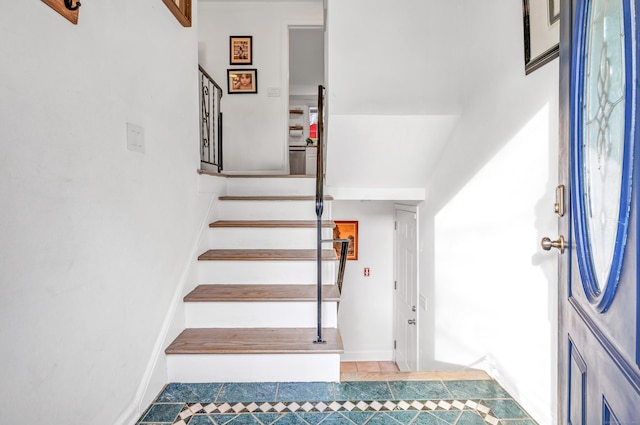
top-left (127, 123), bottom-right (145, 153)
top-left (267, 87), bottom-right (281, 97)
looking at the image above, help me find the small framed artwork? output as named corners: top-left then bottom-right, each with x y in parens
top-left (230, 36), bottom-right (253, 65)
top-left (522, 0), bottom-right (559, 74)
top-left (227, 69), bottom-right (258, 94)
top-left (334, 221), bottom-right (358, 261)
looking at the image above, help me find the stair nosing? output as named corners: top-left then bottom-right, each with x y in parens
top-left (219, 195), bottom-right (333, 201)
top-left (198, 170), bottom-right (314, 179)
top-left (197, 249), bottom-right (337, 262)
top-left (210, 220), bottom-right (335, 229)
top-left (165, 327), bottom-right (343, 355)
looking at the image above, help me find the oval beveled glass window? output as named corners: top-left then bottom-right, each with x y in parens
top-left (581, 0), bottom-right (626, 292)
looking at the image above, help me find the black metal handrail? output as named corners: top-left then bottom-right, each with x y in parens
top-left (314, 85), bottom-right (349, 344)
top-left (328, 239), bottom-right (349, 295)
top-left (199, 65), bottom-right (223, 172)
top-left (314, 84), bottom-right (326, 344)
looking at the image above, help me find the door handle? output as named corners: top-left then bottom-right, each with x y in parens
top-left (541, 235), bottom-right (566, 254)
top-left (407, 319), bottom-right (416, 325)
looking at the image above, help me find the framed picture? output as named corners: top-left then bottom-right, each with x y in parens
top-left (161, 0), bottom-right (192, 27)
top-left (227, 69), bottom-right (258, 94)
top-left (522, 0), bottom-right (559, 74)
top-left (334, 221), bottom-right (358, 261)
top-left (230, 36), bottom-right (253, 65)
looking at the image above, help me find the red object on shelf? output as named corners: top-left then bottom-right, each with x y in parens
top-left (309, 123), bottom-right (317, 139)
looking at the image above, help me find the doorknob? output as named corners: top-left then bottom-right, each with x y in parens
top-left (407, 319), bottom-right (416, 325)
top-left (541, 235), bottom-right (566, 254)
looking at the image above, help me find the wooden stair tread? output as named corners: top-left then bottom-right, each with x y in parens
top-left (198, 249), bottom-right (337, 261)
top-left (210, 220), bottom-right (335, 229)
top-left (198, 170), bottom-right (314, 179)
top-left (219, 195), bottom-right (333, 201)
top-left (166, 328), bottom-right (343, 354)
top-left (185, 284), bottom-right (341, 302)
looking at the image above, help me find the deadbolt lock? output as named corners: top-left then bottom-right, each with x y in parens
top-left (555, 185), bottom-right (565, 217)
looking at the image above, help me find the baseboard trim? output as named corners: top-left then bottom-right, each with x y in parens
top-left (491, 370), bottom-right (554, 425)
top-left (112, 401), bottom-right (138, 425)
top-left (128, 193), bottom-right (222, 423)
top-left (472, 355), bottom-right (554, 425)
top-left (221, 169), bottom-right (288, 175)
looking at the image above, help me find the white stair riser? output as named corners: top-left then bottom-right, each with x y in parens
top-left (207, 228), bottom-right (333, 249)
top-left (219, 200), bottom-right (332, 221)
top-left (227, 178), bottom-right (316, 196)
top-left (167, 353), bottom-right (341, 382)
top-left (198, 261), bottom-right (337, 284)
top-left (185, 302), bottom-right (338, 328)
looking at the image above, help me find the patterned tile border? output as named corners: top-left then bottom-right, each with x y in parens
top-left (164, 399), bottom-right (500, 425)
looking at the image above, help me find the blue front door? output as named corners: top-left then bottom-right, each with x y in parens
top-left (559, 0), bottom-right (640, 423)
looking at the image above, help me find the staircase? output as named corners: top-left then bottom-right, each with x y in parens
top-left (165, 174), bottom-right (343, 382)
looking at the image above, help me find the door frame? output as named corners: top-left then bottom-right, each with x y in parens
top-left (557, 0), bottom-right (573, 418)
top-left (393, 203), bottom-right (419, 370)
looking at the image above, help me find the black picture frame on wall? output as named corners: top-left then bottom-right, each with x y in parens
top-left (227, 69), bottom-right (258, 94)
top-left (230, 36), bottom-right (253, 65)
top-left (523, 0), bottom-right (560, 74)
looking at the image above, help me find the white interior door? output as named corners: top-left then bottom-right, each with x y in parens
top-left (394, 205), bottom-right (418, 371)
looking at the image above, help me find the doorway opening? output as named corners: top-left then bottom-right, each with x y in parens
top-left (288, 26), bottom-right (324, 175)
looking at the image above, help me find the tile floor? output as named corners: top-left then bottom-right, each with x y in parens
top-left (137, 363), bottom-right (539, 425)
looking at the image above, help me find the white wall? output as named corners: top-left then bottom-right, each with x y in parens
top-left (419, 1), bottom-right (559, 424)
top-left (324, 0), bottom-right (558, 423)
top-left (326, 0), bottom-right (463, 116)
top-left (198, 1), bottom-right (323, 173)
top-left (333, 201), bottom-right (396, 361)
top-left (325, 0), bottom-right (462, 199)
top-left (325, 115), bottom-right (456, 197)
top-left (0, 2), bottom-right (560, 424)
top-left (0, 2), bottom-right (211, 424)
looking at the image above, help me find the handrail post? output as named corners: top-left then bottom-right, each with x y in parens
top-left (314, 85), bottom-right (350, 344)
top-left (315, 213), bottom-right (324, 344)
top-left (314, 85), bottom-right (326, 344)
